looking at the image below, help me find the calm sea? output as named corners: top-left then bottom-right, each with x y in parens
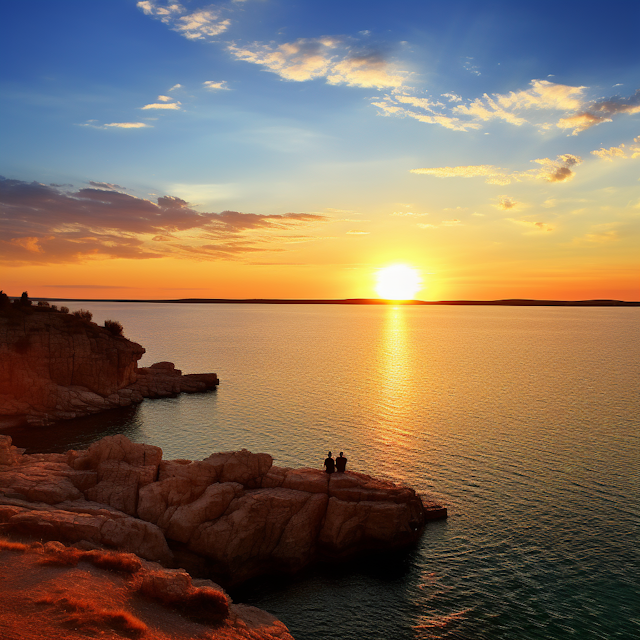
top-left (7, 303), bottom-right (639, 640)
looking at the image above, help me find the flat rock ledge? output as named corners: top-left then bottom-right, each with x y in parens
top-left (0, 433), bottom-right (447, 587)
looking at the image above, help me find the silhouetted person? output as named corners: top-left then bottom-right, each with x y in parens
top-left (336, 452), bottom-right (347, 473)
top-left (324, 451), bottom-right (335, 474)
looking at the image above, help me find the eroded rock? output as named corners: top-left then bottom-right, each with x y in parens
top-left (0, 434), bottom-right (446, 586)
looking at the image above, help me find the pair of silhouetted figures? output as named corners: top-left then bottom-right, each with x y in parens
top-left (324, 451), bottom-right (347, 474)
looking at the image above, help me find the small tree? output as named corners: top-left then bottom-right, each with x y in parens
top-left (104, 319), bottom-right (124, 337)
top-left (60, 306), bottom-right (69, 314)
top-left (72, 309), bottom-right (93, 322)
top-left (0, 291), bottom-right (9, 308)
top-left (20, 291), bottom-right (32, 306)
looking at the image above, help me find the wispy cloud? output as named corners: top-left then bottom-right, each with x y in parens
top-left (141, 102), bottom-right (181, 110)
top-left (558, 90), bottom-right (640, 134)
top-left (137, 1), bottom-right (230, 40)
top-left (411, 154), bottom-right (582, 185)
top-left (79, 121), bottom-right (153, 129)
top-left (203, 80), bottom-right (229, 90)
top-left (346, 230), bottom-right (370, 235)
top-left (0, 176), bottom-right (328, 264)
top-left (591, 135), bottom-right (640, 160)
top-left (374, 80), bottom-right (640, 134)
top-left (228, 37), bottom-right (405, 88)
top-left (508, 219), bottom-right (554, 232)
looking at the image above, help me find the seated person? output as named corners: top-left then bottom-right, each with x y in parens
top-left (336, 452), bottom-right (347, 473)
top-left (324, 451), bottom-right (335, 474)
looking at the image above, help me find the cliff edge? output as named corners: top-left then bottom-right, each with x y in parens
top-left (0, 300), bottom-right (218, 426)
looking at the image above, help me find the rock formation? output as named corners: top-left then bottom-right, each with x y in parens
top-left (0, 434), bottom-right (446, 586)
top-left (0, 536), bottom-right (294, 639)
top-left (0, 304), bottom-right (218, 426)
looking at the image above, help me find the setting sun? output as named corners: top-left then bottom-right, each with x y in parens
top-left (375, 265), bottom-right (422, 300)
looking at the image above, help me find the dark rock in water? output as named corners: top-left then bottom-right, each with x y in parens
top-left (0, 306), bottom-right (218, 426)
top-left (0, 433), bottom-right (447, 587)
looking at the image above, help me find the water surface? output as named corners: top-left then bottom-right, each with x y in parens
top-left (7, 303), bottom-right (639, 639)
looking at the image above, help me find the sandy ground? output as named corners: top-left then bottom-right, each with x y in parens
top-left (0, 535), bottom-right (293, 640)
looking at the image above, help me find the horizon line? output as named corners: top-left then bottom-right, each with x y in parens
top-left (16, 297), bottom-right (640, 307)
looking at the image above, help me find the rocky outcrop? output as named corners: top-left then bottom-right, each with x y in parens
top-left (0, 306), bottom-right (218, 426)
top-left (0, 434), bottom-right (446, 586)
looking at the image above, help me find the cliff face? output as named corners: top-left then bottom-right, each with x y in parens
top-left (0, 306), bottom-right (218, 426)
top-left (0, 434), bottom-right (446, 587)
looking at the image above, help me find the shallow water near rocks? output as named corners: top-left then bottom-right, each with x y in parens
top-left (6, 303), bottom-right (639, 640)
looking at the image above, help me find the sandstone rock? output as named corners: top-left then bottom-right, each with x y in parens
top-left (0, 305), bottom-right (219, 426)
top-left (0, 434), bottom-right (446, 587)
top-left (0, 497), bottom-right (172, 562)
top-left (72, 433), bottom-right (163, 470)
top-left (0, 434), bottom-right (24, 465)
top-left (189, 488), bottom-right (328, 582)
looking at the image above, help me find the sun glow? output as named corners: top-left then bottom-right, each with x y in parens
top-left (375, 264), bottom-right (422, 300)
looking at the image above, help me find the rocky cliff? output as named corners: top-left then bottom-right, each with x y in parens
top-left (0, 434), bottom-right (446, 587)
top-left (0, 304), bottom-right (218, 426)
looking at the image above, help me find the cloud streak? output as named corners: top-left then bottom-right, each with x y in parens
top-left (0, 177), bottom-right (328, 264)
top-left (411, 154), bottom-right (582, 185)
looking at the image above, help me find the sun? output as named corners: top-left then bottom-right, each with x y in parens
top-left (375, 265), bottom-right (422, 300)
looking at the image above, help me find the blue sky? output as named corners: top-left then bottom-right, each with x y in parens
top-left (1, 0), bottom-right (639, 299)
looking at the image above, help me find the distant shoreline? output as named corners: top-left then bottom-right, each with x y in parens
top-left (25, 298), bottom-right (640, 307)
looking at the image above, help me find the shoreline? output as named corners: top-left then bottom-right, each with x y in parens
top-left (21, 297), bottom-right (640, 307)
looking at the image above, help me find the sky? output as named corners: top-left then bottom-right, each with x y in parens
top-left (1, 0), bottom-right (639, 301)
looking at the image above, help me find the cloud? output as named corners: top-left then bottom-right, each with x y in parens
top-left (557, 89), bottom-right (640, 134)
top-left (591, 135), bottom-right (640, 160)
top-left (377, 80), bottom-right (592, 132)
top-left (157, 95), bottom-right (172, 102)
top-left (0, 176), bottom-right (328, 264)
top-left (391, 210), bottom-right (427, 216)
top-left (441, 219), bottom-right (462, 226)
top-left (508, 219), bottom-right (554, 232)
top-left (80, 122), bottom-right (152, 129)
top-left (169, 84), bottom-right (182, 91)
top-left (533, 154), bottom-right (582, 182)
top-left (497, 196), bottom-right (518, 210)
top-left (137, 2), bottom-right (230, 40)
top-left (141, 102), bottom-right (181, 110)
top-left (346, 230), bottom-right (369, 235)
top-left (411, 154), bottom-right (582, 185)
top-left (104, 122), bottom-right (152, 128)
top-left (417, 223), bottom-right (437, 229)
top-left (411, 165), bottom-right (505, 179)
top-left (228, 37), bottom-right (404, 88)
top-left (88, 182), bottom-right (126, 191)
top-left (203, 80), bottom-right (229, 90)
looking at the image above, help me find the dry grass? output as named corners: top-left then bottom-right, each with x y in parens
top-left (36, 595), bottom-right (148, 638)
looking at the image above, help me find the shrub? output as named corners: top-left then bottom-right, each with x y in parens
top-left (20, 291), bottom-right (32, 306)
top-left (104, 319), bottom-right (124, 337)
top-left (60, 306), bottom-right (69, 313)
top-left (0, 291), bottom-right (10, 308)
top-left (37, 300), bottom-right (50, 307)
top-left (72, 309), bottom-right (93, 322)
top-left (50, 304), bottom-right (58, 310)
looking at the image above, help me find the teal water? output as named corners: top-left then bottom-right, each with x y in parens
top-left (6, 303), bottom-right (639, 639)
